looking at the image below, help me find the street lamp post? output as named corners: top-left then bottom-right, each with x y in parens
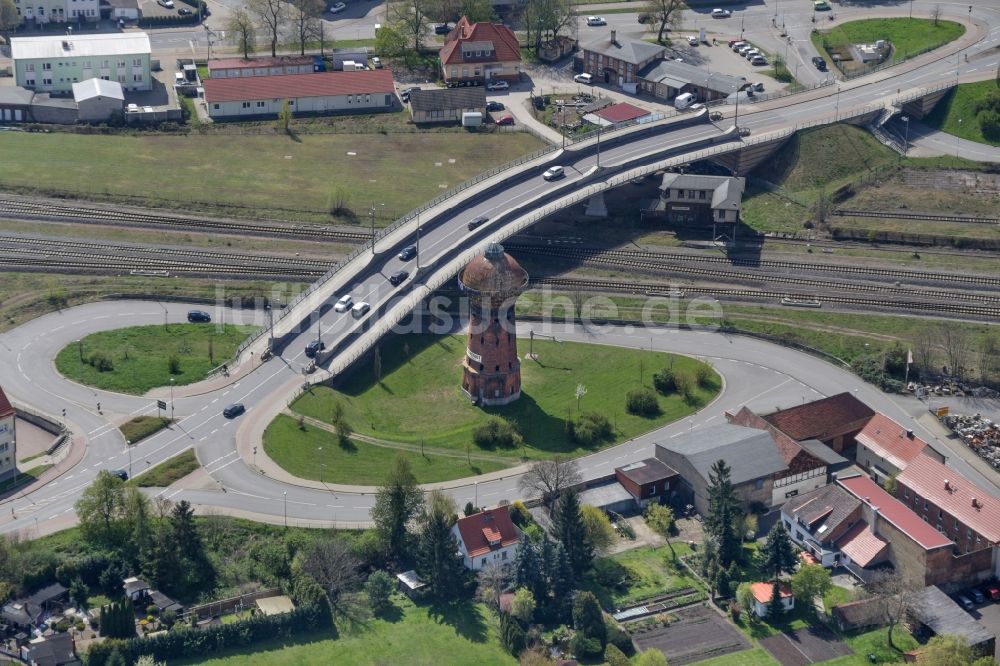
top-left (283, 491), bottom-right (287, 528)
top-left (267, 304), bottom-right (274, 350)
top-left (170, 378), bottom-right (175, 420)
top-left (901, 116), bottom-right (909, 156)
top-left (835, 86), bottom-right (841, 118)
top-left (369, 202), bottom-right (384, 256)
top-left (956, 118), bottom-right (962, 158)
top-left (76, 339), bottom-right (82, 362)
top-left (596, 124), bottom-right (602, 168)
top-left (415, 212), bottom-right (421, 270)
top-left (127, 440), bottom-right (132, 479)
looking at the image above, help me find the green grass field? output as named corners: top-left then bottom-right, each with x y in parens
top-left (0, 131), bottom-right (544, 222)
top-left (692, 648), bottom-right (778, 666)
top-left (178, 597), bottom-right (515, 666)
top-left (119, 416), bottom-right (172, 444)
top-left (263, 414), bottom-right (510, 484)
top-left (924, 80), bottom-right (1000, 147)
top-left (289, 333), bottom-right (720, 460)
top-left (811, 18), bottom-right (964, 67)
top-left (55, 323), bottom-right (256, 395)
top-left (129, 449), bottom-right (199, 488)
top-left (583, 543), bottom-right (701, 609)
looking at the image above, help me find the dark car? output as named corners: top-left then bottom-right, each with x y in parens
top-left (398, 245), bottom-right (417, 261)
top-left (223, 403), bottom-right (246, 418)
top-left (971, 588), bottom-right (986, 605)
top-left (110, 469), bottom-right (128, 481)
top-left (389, 270), bottom-right (409, 286)
top-left (467, 215), bottom-right (488, 231)
top-left (187, 310), bottom-right (211, 323)
top-left (178, 7), bottom-right (192, 14)
top-left (434, 24), bottom-right (451, 34)
top-left (400, 87), bottom-right (421, 102)
top-left (486, 101), bottom-right (505, 112)
top-left (812, 56), bottom-right (827, 71)
top-left (304, 339), bottom-right (326, 357)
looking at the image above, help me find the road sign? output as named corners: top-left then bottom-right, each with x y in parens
top-left (157, 400), bottom-right (167, 410)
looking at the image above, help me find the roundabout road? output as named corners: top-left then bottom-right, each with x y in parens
top-left (1, 299), bottom-right (996, 537)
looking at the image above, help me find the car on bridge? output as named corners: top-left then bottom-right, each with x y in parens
top-left (812, 56), bottom-right (828, 71)
top-left (711, 8), bottom-right (731, 18)
top-left (187, 310), bottom-right (211, 323)
top-left (328, 2), bottom-right (346, 13)
top-left (814, 0), bottom-right (831, 10)
top-left (351, 302), bottom-right (371, 317)
top-left (223, 403), bottom-right (245, 418)
top-left (334, 294), bottom-right (353, 313)
top-left (467, 215), bottom-right (489, 231)
top-left (739, 127), bottom-right (751, 137)
top-left (389, 270), bottom-right (409, 287)
top-left (305, 339), bottom-right (326, 357)
top-left (543, 166), bottom-right (565, 181)
top-left (111, 469), bottom-right (128, 481)
top-left (398, 245), bottom-right (417, 261)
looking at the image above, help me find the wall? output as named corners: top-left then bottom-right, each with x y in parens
top-left (0, 105), bottom-right (28, 122)
top-left (211, 64), bottom-right (313, 78)
top-left (444, 61), bottom-right (519, 81)
top-left (895, 480), bottom-right (993, 556)
top-left (16, 52), bottom-right (151, 93)
top-left (856, 443), bottom-right (902, 480)
top-left (771, 466), bottom-right (827, 506)
top-left (78, 95), bottom-right (122, 122)
top-left (209, 90), bottom-right (393, 119)
top-left (0, 413), bottom-right (14, 478)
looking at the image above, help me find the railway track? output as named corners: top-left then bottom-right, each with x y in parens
top-left (833, 209), bottom-right (1000, 225)
top-left (0, 256), bottom-right (325, 279)
top-left (0, 198), bottom-right (372, 242)
top-left (529, 277), bottom-right (1000, 319)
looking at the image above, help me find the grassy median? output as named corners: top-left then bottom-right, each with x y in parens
top-left (129, 449), bottom-right (199, 488)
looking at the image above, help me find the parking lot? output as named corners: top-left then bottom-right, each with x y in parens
top-left (972, 601), bottom-right (1000, 662)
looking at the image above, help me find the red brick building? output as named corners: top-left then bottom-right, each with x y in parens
top-left (762, 392), bottom-right (874, 454)
top-left (458, 243), bottom-right (528, 406)
top-left (614, 458), bottom-right (678, 508)
top-left (854, 412), bottom-right (944, 482)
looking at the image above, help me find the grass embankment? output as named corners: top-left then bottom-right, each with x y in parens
top-left (55, 323), bottom-right (256, 395)
top-left (0, 464), bottom-right (54, 493)
top-left (924, 80), bottom-right (1000, 147)
top-left (288, 333), bottom-right (720, 460)
top-left (811, 17), bottom-right (964, 75)
top-left (0, 131), bottom-right (545, 222)
top-left (120, 416), bottom-right (172, 444)
top-left (129, 449), bottom-right (200, 488)
top-left (178, 597), bottom-right (514, 666)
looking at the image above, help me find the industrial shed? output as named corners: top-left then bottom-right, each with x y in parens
top-left (409, 87), bottom-right (486, 124)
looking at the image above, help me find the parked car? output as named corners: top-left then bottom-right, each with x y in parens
top-left (187, 310), bottom-right (211, 323)
top-left (542, 166), bottom-right (565, 181)
top-left (971, 589), bottom-right (986, 605)
top-left (711, 8), bottom-right (731, 18)
top-left (744, 49), bottom-right (760, 59)
top-left (158, 0), bottom-right (174, 7)
top-left (328, 2), bottom-right (346, 13)
top-left (586, 16), bottom-right (606, 26)
top-left (812, 56), bottom-right (828, 71)
top-left (750, 55), bottom-right (767, 66)
top-left (467, 215), bottom-right (489, 231)
top-left (304, 339), bottom-right (325, 357)
top-left (688, 36), bottom-right (699, 46)
top-left (434, 23), bottom-right (451, 34)
top-left (486, 101), bottom-right (505, 112)
top-left (398, 245), bottom-right (417, 261)
top-left (495, 114), bottom-right (514, 126)
top-left (111, 469), bottom-right (129, 481)
top-left (334, 294), bottom-right (353, 312)
top-left (985, 584), bottom-right (1000, 601)
top-left (736, 44), bottom-right (753, 55)
top-left (728, 39), bottom-right (744, 47)
top-left (400, 87), bottom-right (421, 102)
top-left (178, 7), bottom-right (192, 15)
top-left (739, 126), bottom-right (751, 137)
top-left (574, 73), bottom-right (593, 85)
top-left (752, 82), bottom-right (765, 92)
top-left (486, 80), bottom-right (509, 91)
top-left (709, 110), bottom-right (724, 121)
top-left (351, 301), bottom-right (370, 317)
top-left (389, 270), bottom-right (409, 287)
top-left (371, 57), bottom-right (382, 69)
top-left (958, 594), bottom-right (975, 610)
top-left (223, 403), bottom-right (246, 418)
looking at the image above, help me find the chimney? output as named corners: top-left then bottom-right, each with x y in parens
top-left (610, 29), bottom-right (617, 46)
top-left (972, 497), bottom-right (980, 509)
top-left (944, 479), bottom-right (950, 490)
top-left (906, 429), bottom-right (914, 439)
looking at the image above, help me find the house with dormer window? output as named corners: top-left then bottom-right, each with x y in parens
top-left (451, 504), bottom-right (522, 570)
top-left (439, 17), bottom-right (521, 86)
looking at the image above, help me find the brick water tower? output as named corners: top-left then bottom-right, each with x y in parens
top-left (458, 243), bottom-right (529, 406)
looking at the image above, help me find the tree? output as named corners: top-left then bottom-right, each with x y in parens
top-left (767, 580), bottom-right (785, 620)
top-left (521, 0), bottom-right (573, 52)
top-left (921, 634), bottom-right (995, 666)
top-left (122, 485), bottom-right (152, 567)
top-left (415, 489), bottom-right (466, 600)
top-left (135, 657), bottom-right (167, 666)
top-left (477, 560), bottom-right (509, 611)
top-left (290, 0), bottom-right (324, 55)
top-left (365, 570), bottom-right (395, 614)
top-left (374, 24), bottom-right (408, 58)
top-left (644, 503), bottom-right (676, 558)
top-left (736, 583), bottom-right (757, 623)
top-left (0, 0), bottom-right (18, 45)
top-left (579, 505), bottom-right (615, 553)
top-left (574, 384), bottom-right (587, 410)
top-left (643, 0), bottom-right (685, 44)
top-left (913, 325), bottom-right (937, 373)
top-left (372, 455), bottom-right (423, 559)
top-left (299, 537), bottom-right (363, 608)
top-left (510, 587), bottom-right (536, 624)
top-left (704, 460), bottom-right (741, 567)
top-left (518, 457), bottom-right (581, 506)
top-left (977, 335), bottom-right (999, 383)
top-left (634, 649), bottom-right (669, 666)
top-left (714, 565), bottom-right (732, 599)
top-left (459, 0), bottom-right (495, 22)
top-left (869, 569), bottom-right (919, 651)
top-left (69, 577), bottom-right (89, 610)
top-left (75, 470), bottom-right (126, 549)
top-left (930, 3), bottom-right (941, 25)
top-left (571, 591), bottom-right (606, 649)
top-left (759, 522), bottom-right (797, 580)
top-left (390, 0), bottom-right (433, 52)
top-left (940, 325), bottom-right (972, 378)
top-left (551, 489), bottom-right (593, 576)
top-left (605, 644), bottom-right (631, 666)
top-left (742, 513), bottom-right (759, 542)
top-left (248, 0), bottom-right (285, 57)
top-left (500, 611), bottom-right (526, 655)
top-left (226, 7), bottom-right (257, 59)
top-left (791, 564), bottom-right (832, 615)
top-left (277, 99), bottom-right (293, 133)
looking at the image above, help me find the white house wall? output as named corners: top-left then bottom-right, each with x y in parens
top-left (209, 91), bottom-right (393, 119)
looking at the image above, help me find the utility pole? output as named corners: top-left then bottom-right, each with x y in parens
top-left (415, 212), bottom-right (421, 270)
top-left (901, 116), bottom-right (909, 157)
top-left (127, 440), bottom-right (132, 479)
top-left (283, 491), bottom-right (287, 528)
top-left (315, 308), bottom-right (322, 343)
top-left (170, 378), bottom-right (175, 420)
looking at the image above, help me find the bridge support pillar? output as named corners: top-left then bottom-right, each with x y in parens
top-left (584, 191), bottom-right (608, 218)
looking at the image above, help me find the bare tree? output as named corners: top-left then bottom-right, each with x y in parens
top-left (868, 569), bottom-right (919, 652)
top-left (248, 0), bottom-right (285, 57)
top-left (930, 3), bottom-right (941, 26)
top-left (390, 0), bottom-right (434, 52)
top-left (518, 456), bottom-right (582, 506)
top-left (299, 537), bottom-right (363, 607)
top-left (290, 0), bottom-right (325, 55)
top-left (978, 335), bottom-right (999, 383)
top-left (476, 561), bottom-right (510, 611)
top-left (940, 325), bottom-right (972, 378)
top-left (522, 0), bottom-right (573, 51)
top-left (643, 0), bottom-right (685, 44)
top-left (226, 7), bottom-right (257, 59)
top-left (0, 0), bottom-right (19, 46)
top-left (913, 326), bottom-right (938, 374)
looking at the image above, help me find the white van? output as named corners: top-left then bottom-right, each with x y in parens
top-left (674, 92), bottom-right (697, 110)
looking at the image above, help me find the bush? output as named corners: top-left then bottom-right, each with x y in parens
top-left (146, 605), bottom-right (159, 617)
top-left (626, 389), bottom-right (659, 417)
top-left (694, 365), bottom-right (715, 389)
top-left (652, 368), bottom-right (675, 395)
top-left (605, 621), bottom-right (635, 656)
top-left (673, 369), bottom-right (697, 403)
top-left (365, 570), bottom-right (395, 615)
top-left (161, 610), bottom-right (177, 628)
top-left (569, 634), bottom-right (603, 659)
top-left (472, 417), bottom-right (522, 449)
top-left (89, 352), bottom-right (114, 372)
top-left (592, 558), bottom-right (631, 591)
top-left (565, 411), bottom-right (613, 446)
top-left (980, 108), bottom-right (1000, 142)
top-left (168, 356), bottom-right (181, 375)
top-left (508, 500), bottom-right (533, 527)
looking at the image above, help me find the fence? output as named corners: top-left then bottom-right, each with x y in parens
top-left (182, 587), bottom-right (282, 621)
top-left (838, 40), bottom-right (961, 81)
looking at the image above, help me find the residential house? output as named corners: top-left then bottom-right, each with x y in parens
top-left (0, 385), bottom-right (15, 479)
top-left (13, 0), bottom-right (99, 24)
top-left (749, 582), bottom-right (794, 617)
top-left (649, 173), bottom-right (746, 225)
top-left (907, 585), bottom-right (996, 658)
top-left (1, 583), bottom-right (69, 629)
top-left (21, 632), bottom-right (78, 666)
top-left (451, 504), bottom-right (522, 570)
top-left (614, 458), bottom-right (678, 509)
top-left (409, 87), bottom-right (486, 124)
top-left (11, 33), bottom-right (152, 94)
top-left (207, 56), bottom-right (317, 79)
top-left (105, 0), bottom-right (139, 22)
top-left (761, 392), bottom-right (875, 455)
top-left (894, 454), bottom-right (1000, 583)
top-left (203, 70), bottom-right (397, 120)
top-left (781, 483), bottom-right (868, 568)
top-left (854, 412), bottom-right (944, 482)
top-left (638, 59), bottom-right (746, 103)
top-left (581, 30), bottom-right (665, 92)
top-left (654, 423), bottom-right (789, 516)
top-left (72, 78), bottom-right (123, 123)
top-left (440, 17), bottom-right (521, 85)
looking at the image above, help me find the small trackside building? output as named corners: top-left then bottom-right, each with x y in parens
top-left (203, 70), bottom-right (397, 120)
top-left (451, 504), bottom-right (522, 570)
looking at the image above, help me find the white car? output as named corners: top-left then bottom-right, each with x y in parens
top-left (574, 73), bottom-right (593, 85)
top-left (351, 301), bottom-right (371, 317)
top-left (688, 36), bottom-right (699, 46)
top-left (486, 80), bottom-right (509, 91)
top-left (586, 16), bottom-right (606, 26)
top-left (711, 8), bottom-right (731, 18)
top-left (371, 57), bottom-right (382, 69)
top-left (542, 166), bottom-right (565, 181)
top-left (158, 0), bottom-right (174, 7)
top-left (334, 294), bottom-right (353, 312)
top-left (731, 41), bottom-right (747, 51)
top-left (328, 2), bottom-right (346, 13)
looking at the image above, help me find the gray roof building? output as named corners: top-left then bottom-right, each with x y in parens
top-left (638, 59), bottom-right (746, 97)
top-left (659, 173), bottom-right (746, 211)
top-left (409, 87), bottom-right (486, 113)
top-left (0, 87), bottom-right (35, 106)
top-left (582, 32), bottom-right (665, 66)
top-left (908, 585), bottom-right (996, 651)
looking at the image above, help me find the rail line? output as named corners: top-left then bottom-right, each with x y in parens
top-left (0, 256), bottom-right (325, 279)
top-left (832, 209), bottom-right (1000, 225)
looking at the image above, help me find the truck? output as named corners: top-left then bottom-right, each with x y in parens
top-left (673, 92), bottom-right (697, 110)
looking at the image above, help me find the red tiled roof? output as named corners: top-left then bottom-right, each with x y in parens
top-left (856, 412), bottom-right (929, 471)
top-left (455, 505), bottom-right (520, 557)
top-left (762, 393), bottom-right (875, 441)
top-left (837, 474), bottom-right (953, 550)
top-left (835, 521), bottom-right (888, 567)
top-left (0, 386), bottom-right (13, 419)
top-left (896, 454), bottom-right (1000, 544)
top-left (440, 17), bottom-right (521, 66)
top-left (203, 70), bottom-right (395, 104)
top-left (208, 55), bottom-right (314, 71)
top-left (728, 406), bottom-right (824, 472)
top-left (750, 582), bottom-right (793, 604)
top-left (594, 103), bottom-right (649, 123)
